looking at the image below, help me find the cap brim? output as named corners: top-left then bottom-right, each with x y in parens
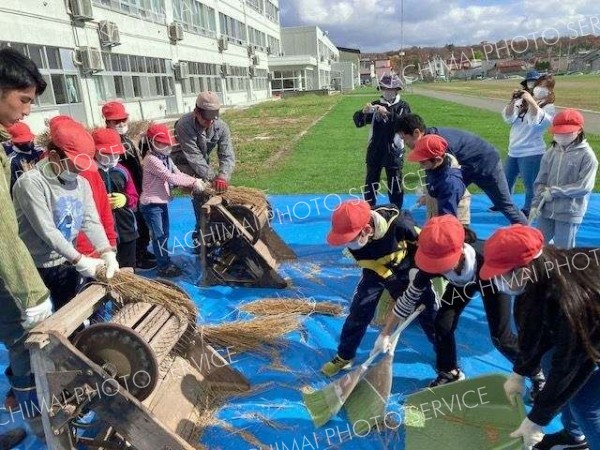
top-left (407, 150), bottom-right (427, 162)
top-left (105, 113), bottom-right (129, 121)
top-left (12, 135), bottom-right (34, 144)
top-left (96, 144), bottom-right (125, 155)
top-left (415, 248), bottom-right (461, 274)
top-left (479, 262), bottom-right (513, 280)
top-left (200, 110), bottom-right (219, 120)
top-left (327, 230), bottom-right (360, 246)
top-left (549, 125), bottom-right (581, 134)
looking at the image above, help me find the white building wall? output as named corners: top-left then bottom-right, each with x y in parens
top-left (0, 0), bottom-right (281, 132)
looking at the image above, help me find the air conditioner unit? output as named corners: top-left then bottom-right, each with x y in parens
top-left (252, 55), bottom-right (260, 66)
top-left (168, 22), bottom-right (184, 41)
top-left (174, 62), bottom-right (189, 80)
top-left (218, 36), bottom-right (228, 52)
top-left (221, 63), bottom-right (230, 77)
top-left (247, 45), bottom-right (255, 57)
top-left (68, 0), bottom-right (94, 21)
top-left (98, 21), bottom-right (121, 47)
top-left (266, 46), bottom-right (272, 55)
top-left (76, 46), bottom-right (104, 73)
top-left (248, 66), bottom-right (256, 78)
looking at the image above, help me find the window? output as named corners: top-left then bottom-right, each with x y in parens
top-left (28, 45), bottom-right (44, 68)
top-left (92, 0), bottom-right (166, 24)
top-left (65, 75), bottom-right (81, 103)
top-left (265, 1), bottom-right (279, 23)
top-left (114, 76), bottom-right (125, 98)
top-left (38, 75), bottom-right (55, 105)
top-left (246, 0), bottom-right (263, 13)
top-left (267, 35), bottom-right (280, 55)
top-left (180, 60), bottom-right (221, 95)
top-left (51, 74), bottom-right (67, 104)
top-left (47, 47), bottom-right (61, 70)
top-left (132, 76), bottom-right (142, 97)
top-left (248, 26), bottom-right (266, 50)
top-left (219, 13), bottom-right (246, 44)
top-left (172, 0), bottom-right (216, 37)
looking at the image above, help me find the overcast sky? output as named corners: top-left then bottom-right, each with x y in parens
top-left (279, 0), bottom-right (600, 53)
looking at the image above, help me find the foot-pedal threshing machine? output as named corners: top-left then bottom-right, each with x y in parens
top-left (25, 279), bottom-right (250, 449)
top-left (196, 189), bottom-right (297, 288)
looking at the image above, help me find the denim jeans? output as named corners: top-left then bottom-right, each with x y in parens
top-left (542, 353), bottom-right (600, 447)
top-left (536, 217), bottom-right (580, 249)
top-left (140, 203), bottom-right (171, 270)
top-left (504, 154), bottom-right (543, 213)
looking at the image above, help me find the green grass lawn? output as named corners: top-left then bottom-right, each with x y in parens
top-left (228, 91), bottom-right (600, 194)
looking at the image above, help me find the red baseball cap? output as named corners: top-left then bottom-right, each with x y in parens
top-left (102, 102), bottom-right (129, 121)
top-left (50, 119), bottom-right (96, 172)
top-left (7, 122), bottom-right (35, 144)
top-left (415, 215), bottom-right (465, 273)
top-left (407, 134), bottom-right (448, 162)
top-left (327, 200), bottom-right (372, 246)
top-left (48, 115), bottom-right (75, 128)
top-left (147, 123), bottom-right (177, 146)
top-left (480, 225), bottom-right (544, 280)
top-left (549, 109), bottom-right (584, 134)
top-left (92, 128), bottom-right (125, 155)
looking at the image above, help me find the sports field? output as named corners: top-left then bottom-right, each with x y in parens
top-left (227, 89), bottom-right (600, 193)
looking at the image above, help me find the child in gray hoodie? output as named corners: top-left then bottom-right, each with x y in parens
top-left (530, 109), bottom-right (598, 248)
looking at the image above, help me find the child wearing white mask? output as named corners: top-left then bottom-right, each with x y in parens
top-left (500, 74), bottom-right (556, 217)
top-left (92, 128), bottom-right (140, 268)
top-left (139, 123), bottom-right (206, 277)
top-left (530, 109), bottom-right (598, 249)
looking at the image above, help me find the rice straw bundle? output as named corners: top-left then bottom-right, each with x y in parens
top-left (198, 313), bottom-right (300, 355)
top-left (126, 119), bottom-right (150, 143)
top-left (100, 270), bottom-right (198, 324)
top-left (240, 298), bottom-right (343, 317)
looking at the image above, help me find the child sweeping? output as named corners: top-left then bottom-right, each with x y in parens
top-left (530, 109), bottom-right (598, 249)
top-left (140, 123), bottom-right (206, 277)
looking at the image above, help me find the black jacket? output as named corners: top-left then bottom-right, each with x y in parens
top-left (349, 206), bottom-right (419, 296)
top-left (428, 127), bottom-right (501, 185)
top-left (512, 248), bottom-right (600, 426)
top-left (119, 135), bottom-right (144, 192)
top-left (98, 166), bottom-right (138, 244)
top-left (354, 98), bottom-right (411, 168)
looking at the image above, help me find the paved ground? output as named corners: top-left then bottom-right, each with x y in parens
top-left (413, 88), bottom-right (600, 135)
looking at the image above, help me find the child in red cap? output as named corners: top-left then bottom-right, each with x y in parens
top-left (481, 225), bottom-right (599, 450)
top-left (530, 109), bottom-right (598, 249)
top-left (3, 121), bottom-right (44, 191)
top-left (92, 128), bottom-right (139, 269)
top-left (321, 199), bottom-right (437, 377)
top-left (377, 215), bottom-right (544, 393)
top-left (139, 123), bottom-right (206, 277)
top-left (12, 118), bottom-right (119, 311)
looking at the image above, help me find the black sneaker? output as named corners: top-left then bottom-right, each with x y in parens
top-left (143, 250), bottom-right (156, 262)
top-left (0, 428), bottom-right (26, 449)
top-left (428, 369), bottom-right (466, 387)
top-left (157, 264), bottom-right (182, 278)
top-left (136, 258), bottom-right (157, 272)
top-left (533, 430), bottom-right (589, 449)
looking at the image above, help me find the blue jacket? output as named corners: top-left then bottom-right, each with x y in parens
top-left (2, 142), bottom-right (44, 193)
top-left (425, 155), bottom-right (466, 217)
top-left (428, 127), bottom-right (500, 184)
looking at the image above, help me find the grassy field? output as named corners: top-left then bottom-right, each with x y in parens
top-left (226, 89), bottom-right (600, 193)
top-left (422, 74), bottom-right (600, 111)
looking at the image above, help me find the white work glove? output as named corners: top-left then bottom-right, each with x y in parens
top-left (504, 372), bottom-right (526, 406)
top-left (528, 207), bottom-right (539, 223)
top-left (371, 333), bottom-right (391, 357)
top-left (21, 297), bottom-right (53, 330)
top-left (75, 255), bottom-right (106, 279)
top-left (101, 251), bottom-right (119, 279)
top-left (510, 418), bottom-right (544, 449)
top-left (193, 179), bottom-right (207, 194)
top-left (540, 188), bottom-right (553, 204)
top-left (362, 103), bottom-right (375, 114)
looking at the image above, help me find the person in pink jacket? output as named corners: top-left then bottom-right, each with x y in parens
top-left (140, 123), bottom-right (205, 277)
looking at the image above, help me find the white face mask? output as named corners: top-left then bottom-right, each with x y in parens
top-left (393, 134), bottom-right (404, 150)
top-left (154, 144), bottom-right (172, 156)
top-left (492, 269), bottom-right (527, 296)
top-left (115, 123), bottom-right (129, 135)
top-left (382, 90), bottom-right (397, 102)
top-left (533, 86), bottom-right (549, 100)
top-left (526, 81), bottom-right (536, 90)
top-left (347, 232), bottom-right (370, 250)
top-left (554, 132), bottom-right (579, 147)
top-left (96, 154), bottom-right (120, 169)
top-left (59, 170), bottom-right (78, 183)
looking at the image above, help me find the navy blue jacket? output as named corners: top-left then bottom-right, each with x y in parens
top-left (425, 155), bottom-right (466, 217)
top-left (2, 142), bottom-right (44, 193)
top-left (354, 99), bottom-right (411, 168)
top-left (428, 127), bottom-right (500, 184)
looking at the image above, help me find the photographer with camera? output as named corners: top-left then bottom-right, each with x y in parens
top-left (499, 73), bottom-right (556, 217)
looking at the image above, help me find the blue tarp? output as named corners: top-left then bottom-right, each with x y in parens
top-left (3, 193), bottom-right (600, 449)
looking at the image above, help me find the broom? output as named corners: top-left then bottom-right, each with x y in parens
top-left (302, 304), bottom-right (425, 427)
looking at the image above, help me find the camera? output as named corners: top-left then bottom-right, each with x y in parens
top-left (512, 90), bottom-right (525, 100)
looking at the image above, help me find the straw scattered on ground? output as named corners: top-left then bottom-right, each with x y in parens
top-left (198, 313), bottom-right (301, 355)
top-left (240, 298), bottom-right (343, 317)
